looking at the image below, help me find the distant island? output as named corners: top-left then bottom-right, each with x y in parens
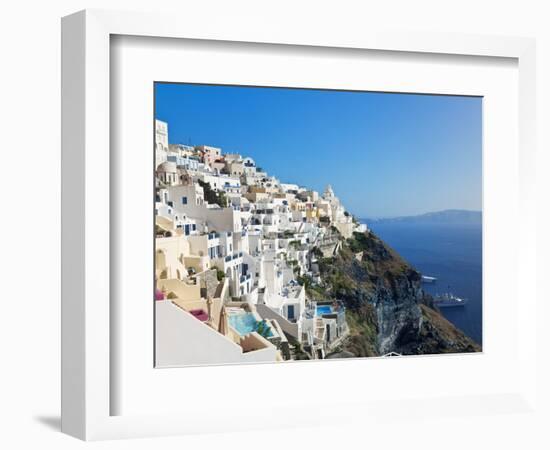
top-left (362, 209), bottom-right (482, 226)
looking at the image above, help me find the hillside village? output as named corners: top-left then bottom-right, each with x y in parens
top-left (154, 119), bottom-right (369, 366)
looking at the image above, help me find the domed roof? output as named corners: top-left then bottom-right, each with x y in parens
top-left (157, 161), bottom-right (177, 173)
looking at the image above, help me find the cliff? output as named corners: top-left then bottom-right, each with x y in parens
top-left (315, 230), bottom-right (480, 357)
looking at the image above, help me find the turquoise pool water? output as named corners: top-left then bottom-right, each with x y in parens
top-left (228, 313), bottom-right (273, 337)
top-left (316, 305), bottom-right (333, 316)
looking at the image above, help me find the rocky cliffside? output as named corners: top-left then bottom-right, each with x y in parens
top-left (314, 230), bottom-right (480, 357)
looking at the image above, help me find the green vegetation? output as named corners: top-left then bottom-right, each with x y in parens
top-left (312, 230), bottom-right (417, 354)
top-left (166, 291), bottom-right (178, 300)
top-left (341, 307), bottom-right (379, 357)
top-left (315, 231), bottom-right (415, 312)
top-left (255, 320), bottom-right (271, 338)
top-left (346, 231), bottom-right (371, 253)
top-left (282, 230), bottom-right (295, 238)
top-left (289, 240), bottom-right (301, 249)
top-left (346, 231), bottom-right (410, 276)
top-left (296, 274), bottom-right (313, 288)
top-left (296, 274), bottom-right (328, 300)
top-left (310, 246), bottom-right (323, 259)
top-left (211, 266), bottom-right (225, 282)
top-left (287, 336), bottom-right (310, 360)
top-left (197, 179), bottom-right (228, 208)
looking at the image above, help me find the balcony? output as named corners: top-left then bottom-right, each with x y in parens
top-left (240, 273), bottom-right (252, 283)
top-left (222, 253), bottom-right (243, 264)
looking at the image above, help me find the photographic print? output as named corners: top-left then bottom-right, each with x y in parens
top-left (154, 83), bottom-right (482, 368)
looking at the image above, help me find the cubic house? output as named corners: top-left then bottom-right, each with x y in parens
top-left (154, 119), bottom-right (367, 366)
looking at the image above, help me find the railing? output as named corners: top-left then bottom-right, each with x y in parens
top-left (225, 252), bottom-right (243, 262)
top-left (240, 273), bottom-right (251, 283)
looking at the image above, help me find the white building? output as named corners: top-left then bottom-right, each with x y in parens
top-left (157, 161), bottom-right (178, 186)
top-left (196, 145), bottom-right (222, 167)
top-left (155, 120), bottom-right (354, 363)
top-left (155, 119), bottom-right (169, 168)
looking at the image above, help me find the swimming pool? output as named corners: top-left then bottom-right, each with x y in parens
top-left (316, 305), bottom-right (333, 316)
top-left (228, 312), bottom-right (273, 337)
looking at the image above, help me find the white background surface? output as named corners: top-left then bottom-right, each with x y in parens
top-left (1, 1), bottom-right (548, 449)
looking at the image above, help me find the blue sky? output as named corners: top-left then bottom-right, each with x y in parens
top-left (155, 83), bottom-right (482, 218)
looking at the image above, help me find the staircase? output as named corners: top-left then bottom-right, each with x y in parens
top-left (314, 317), bottom-right (325, 342)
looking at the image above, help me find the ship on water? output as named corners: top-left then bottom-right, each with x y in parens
top-left (421, 275), bottom-right (437, 283)
top-left (433, 292), bottom-right (468, 308)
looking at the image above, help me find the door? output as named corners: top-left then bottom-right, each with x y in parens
top-left (287, 304), bottom-right (295, 320)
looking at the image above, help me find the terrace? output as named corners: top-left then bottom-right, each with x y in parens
top-left (225, 304), bottom-right (284, 352)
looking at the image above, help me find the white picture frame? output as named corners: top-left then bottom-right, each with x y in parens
top-left (61, 9), bottom-right (537, 441)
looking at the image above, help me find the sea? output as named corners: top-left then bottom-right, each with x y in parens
top-left (364, 221), bottom-right (482, 345)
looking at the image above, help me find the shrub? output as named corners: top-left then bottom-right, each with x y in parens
top-left (289, 240), bottom-right (301, 249)
top-left (197, 179), bottom-right (228, 208)
top-left (211, 266), bottom-right (225, 282)
top-left (255, 320), bottom-right (271, 338)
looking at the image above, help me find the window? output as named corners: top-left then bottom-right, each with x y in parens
top-left (181, 196), bottom-right (187, 205)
